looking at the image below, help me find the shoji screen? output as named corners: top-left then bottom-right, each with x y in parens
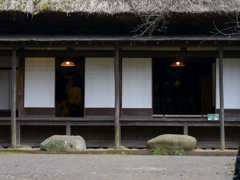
top-left (85, 58), bottom-right (115, 108)
top-left (216, 58), bottom-right (240, 109)
top-left (24, 58), bottom-right (55, 107)
top-left (122, 58), bottom-right (152, 108)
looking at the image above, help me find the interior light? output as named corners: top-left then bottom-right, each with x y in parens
top-left (171, 62), bottom-right (185, 67)
top-left (61, 61), bottom-right (75, 67)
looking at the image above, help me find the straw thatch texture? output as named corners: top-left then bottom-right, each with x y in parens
top-left (0, 0), bottom-right (240, 15)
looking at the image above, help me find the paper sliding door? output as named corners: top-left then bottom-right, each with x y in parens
top-left (24, 57), bottom-right (55, 116)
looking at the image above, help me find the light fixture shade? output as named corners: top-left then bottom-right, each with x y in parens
top-left (61, 61), bottom-right (75, 67)
top-left (171, 62), bottom-right (185, 67)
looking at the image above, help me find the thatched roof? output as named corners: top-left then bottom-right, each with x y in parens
top-left (1, 0), bottom-right (240, 15)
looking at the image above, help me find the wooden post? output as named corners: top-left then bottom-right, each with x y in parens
top-left (66, 122), bottom-right (71, 136)
top-left (16, 121), bottom-right (20, 145)
top-left (184, 122), bottom-right (188, 135)
top-left (11, 47), bottom-right (17, 148)
top-left (114, 46), bottom-right (120, 149)
top-left (219, 47), bottom-right (225, 150)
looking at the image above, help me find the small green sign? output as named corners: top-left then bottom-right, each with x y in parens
top-left (208, 114), bottom-right (219, 120)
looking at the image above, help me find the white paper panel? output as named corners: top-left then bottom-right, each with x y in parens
top-left (216, 58), bottom-right (240, 109)
top-left (122, 58), bottom-right (152, 108)
top-left (24, 58), bottom-right (55, 107)
top-left (85, 58), bottom-right (115, 108)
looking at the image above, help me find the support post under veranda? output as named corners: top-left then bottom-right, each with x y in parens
top-left (11, 47), bottom-right (17, 148)
top-left (114, 46), bottom-right (120, 149)
top-left (219, 47), bottom-right (225, 150)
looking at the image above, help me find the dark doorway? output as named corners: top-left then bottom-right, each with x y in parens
top-left (153, 58), bottom-right (215, 115)
top-left (55, 57), bottom-right (85, 117)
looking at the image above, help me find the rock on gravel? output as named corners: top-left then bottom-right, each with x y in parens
top-left (40, 135), bottom-right (86, 152)
top-left (147, 134), bottom-right (197, 150)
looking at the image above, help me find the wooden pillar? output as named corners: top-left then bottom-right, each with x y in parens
top-left (219, 47), bottom-right (225, 150)
top-left (11, 47), bottom-right (17, 148)
top-left (114, 47), bottom-right (120, 149)
top-left (66, 122), bottom-right (71, 136)
top-left (184, 122), bottom-right (188, 135)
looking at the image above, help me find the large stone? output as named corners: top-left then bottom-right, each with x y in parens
top-left (147, 134), bottom-right (197, 150)
top-left (40, 135), bottom-right (86, 152)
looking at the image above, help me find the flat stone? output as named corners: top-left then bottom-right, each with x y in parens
top-left (213, 148), bottom-right (221, 151)
top-left (194, 148), bottom-right (204, 151)
top-left (205, 148), bottom-right (213, 151)
top-left (40, 135), bottom-right (86, 152)
top-left (0, 146), bottom-right (4, 149)
top-left (16, 145), bottom-right (32, 150)
top-left (119, 146), bottom-right (129, 150)
top-left (147, 134), bottom-right (197, 150)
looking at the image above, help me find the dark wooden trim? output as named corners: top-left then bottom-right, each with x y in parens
top-left (122, 108), bottom-right (152, 117)
top-left (119, 54), bottom-right (122, 118)
top-left (2, 50), bottom-right (240, 58)
top-left (216, 109), bottom-right (240, 117)
top-left (24, 108), bottom-right (55, 116)
top-left (18, 56), bottom-right (24, 117)
top-left (85, 108), bottom-right (115, 116)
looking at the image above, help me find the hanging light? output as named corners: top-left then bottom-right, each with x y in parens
top-left (61, 61), bottom-right (75, 67)
top-left (171, 62), bottom-right (185, 67)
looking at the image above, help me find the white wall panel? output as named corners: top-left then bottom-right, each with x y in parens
top-left (122, 58), bottom-right (152, 108)
top-left (216, 58), bottom-right (240, 109)
top-left (85, 58), bottom-right (115, 108)
top-left (24, 58), bottom-right (55, 107)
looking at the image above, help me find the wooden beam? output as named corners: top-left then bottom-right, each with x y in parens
top-left (11, 47), bottom-right (17, 148)
top-left (2, 50), bottom-right (240, 58)
top-left (219, 47), bottom-right (225, 150)
top-left (114, 46), bottom-right (120, 149)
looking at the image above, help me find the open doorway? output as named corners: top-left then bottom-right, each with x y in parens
top-left (153, 58), bottom-right (215, 115)
top-left (55, 57), bottom-right (84, 117)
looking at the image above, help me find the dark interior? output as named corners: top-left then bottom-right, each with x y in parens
top-left (55, 57), bottom-right (85, 117)
top-left (153, 58), bottom-right (215, 115)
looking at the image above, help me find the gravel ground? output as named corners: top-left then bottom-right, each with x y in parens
top-left (0, 154), bottom-right (236, 180)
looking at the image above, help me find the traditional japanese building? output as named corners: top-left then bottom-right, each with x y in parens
top-left (0, 0), bottom-right (240, 149)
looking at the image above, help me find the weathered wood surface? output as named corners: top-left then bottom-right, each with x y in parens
top-left (2, 50), bottom-right (240, 59)
top-left (114, 46), bottom-right (120, 149)
top-left (219, 47), bottom-right (225, 150)
top-left (11, 47), bottom-right (17, 148)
